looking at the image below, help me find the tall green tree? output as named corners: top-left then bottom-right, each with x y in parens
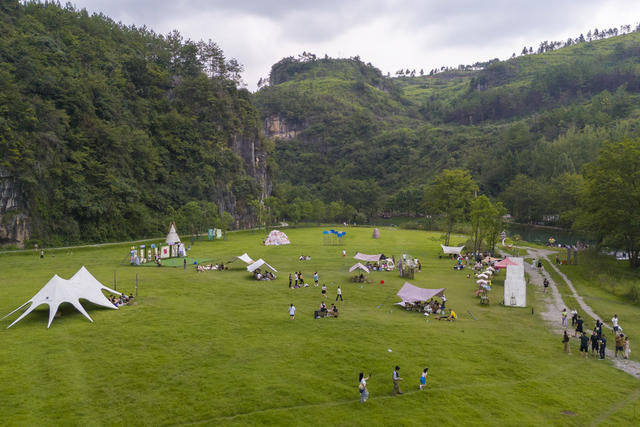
top-left (425, 169), bottom-right (478, 245)
top-left (576, 139), bottom-right (640, 267)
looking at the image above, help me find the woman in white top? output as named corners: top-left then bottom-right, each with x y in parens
top-left (359, 372), bottom-right (370, 402)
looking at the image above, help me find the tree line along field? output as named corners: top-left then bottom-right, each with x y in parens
top-left (0, 227), bottom-right (638, 425)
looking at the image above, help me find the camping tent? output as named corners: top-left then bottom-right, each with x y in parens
top-left (264, 230), bottom-right (290, 246)
top-left (354, 252), bottom-right (382, 262)
top-left (396, 282), bottom-right (445, 304)
top-left (349, 263), bottom-right (370, 273)
top-left (1, 267), bottom-right (121, 329)
top-left (504, 257), bottom-right (526, 307)
top-left (247, 259), bottom-right (278, 273)
top-left (166, 222), bottom-right (181, 245)
top-left (440, 245), bottom-right (465, 255)
top-left (372, 228), bottom-right (380, 239)
top-left (228, 253), bottom-right (254, 264)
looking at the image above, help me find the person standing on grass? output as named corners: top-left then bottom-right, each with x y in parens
top-left (571, 309), bottom-right (578, 327)
top-left (579, 332), bottom-right (590, 359)
top-left (359, 372), bottom-right (370, 402)
top-left (321, 284), bottom-right (327, 299)
top-left (563, 330), bottom-right (571, 354)
top-left (392, 366), bottom-right (403, 396)
top-left (574, 315), bottom-right (584, 337)
top-left (336, 286), bottom-right (343, 301)
top-left (596, 319), bottom-right (603, 339)
top-left (183, 259), bottom-right (187, 270)
top-left (299, 272), bottom-right (304, 286)
top-left (590, 328), bottom-right (600, 357)
top-left (612, 314), bottom-right (619, 333)
top-left (289, 304), bottom-right (295, 320)
top-left (289, 273), bottom-right (292, 288)
top-left (599, 334), bottom-right (607, 360)
top-left (561, 308), bottom-right (568, 328)
top-left (543, 277), bottom-right (549, 293)
top-left (419, 368), bottom-right (428, 390)
top-left (313, 272), bottom-right (319, 287)
top-left (294, 272), bottom-right (298, 287)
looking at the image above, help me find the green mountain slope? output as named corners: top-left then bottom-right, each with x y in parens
top-left (0, 1), bottom-right (269, 246)
top-left (254, 32), bottom-right (640, 225)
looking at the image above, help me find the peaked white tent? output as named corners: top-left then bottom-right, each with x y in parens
top-left (1, 267), bottom-right (121, 329)
top-left (247, 259), bottom-right (278, 273)
top-left (264, 230), bottom-right (290, 246)
top-left (166, 222), bottom-right (181, 245)
top-left (440, 244), bottom-right (465, 255)
top-left (228, 253), bottom-right (254, 264)
top-left (504, 257), bottom-right (526, 307)
top-left (349, 263), bottom-right (370, 273)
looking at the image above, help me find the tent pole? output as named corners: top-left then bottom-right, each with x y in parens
top-left (136, 274), bottom-right (138, 297)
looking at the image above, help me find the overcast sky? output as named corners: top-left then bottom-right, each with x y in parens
top-left (68, 1), bottom-right (640, 90)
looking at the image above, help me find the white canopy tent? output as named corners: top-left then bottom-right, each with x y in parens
top-left (166, 222), bottom-right (181, 245)
top-left (1, 266), bottom-right (121, 329)
top-left (349, 263), bottom-right (370, 273)
top-left (440, 245), bottom-right (465, 255)
top-left (504, 257), bottom-right (526, 307)
top-left (353, 252), bottom-right (382, 262)
top-left (228, 253), bottom-right (254, 264)
top-left (247, 259), bottom-right (278, 273)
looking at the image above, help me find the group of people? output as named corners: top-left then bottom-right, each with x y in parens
top-left (358, 366), bottom-right (429, 402)
top-left (289, 271), bottom-right (309, 288)
top-left (254, 269), bottom-right (276, 280)
top-left (298, 255), bottom-right (312, 261)
top-left (562, 310), bottom-right (631, 360)
top-left (195, 263), bottom-right (227, 272)
top-left (314, 301), bottom-right (339, 318)
top-left (109, 293), bottom-right (134, 307)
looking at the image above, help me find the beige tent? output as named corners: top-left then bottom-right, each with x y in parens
top-left (440, 244), bottom-right (465, 255)
top-left (354, 252), bottom-right (382, 262)
top-left (349, 263), bottom-right (370, 273)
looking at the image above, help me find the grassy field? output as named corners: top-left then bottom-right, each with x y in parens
top-left (1, 227), bottom-right (639, 425)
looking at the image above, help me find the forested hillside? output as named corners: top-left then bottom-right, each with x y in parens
top-left (254, 31), bottom-right (640, 227)
top-left (0, 1), bottom-right (270, 247)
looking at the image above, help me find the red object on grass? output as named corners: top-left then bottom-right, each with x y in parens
top-left (380, 280), bottom-right (384, 284)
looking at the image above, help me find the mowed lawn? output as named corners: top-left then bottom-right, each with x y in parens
top-left (0, 227), bottom-right (639, 426)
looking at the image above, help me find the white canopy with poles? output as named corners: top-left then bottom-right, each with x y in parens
top-left (1, 266), bottom-right (121, 329)
top-left (349, 263), bottom-right (370, 273)
top-left (353, 252), bottom-right (382, 262)
top-left (247, 259), bottom-right (278, 273)
top-left (228, 253), bottom-right (254, 264)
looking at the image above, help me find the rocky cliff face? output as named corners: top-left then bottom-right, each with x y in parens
top-left (264, 115), bottom-right (300, 140)
top-left (0, 168), bottom-right (29, 247)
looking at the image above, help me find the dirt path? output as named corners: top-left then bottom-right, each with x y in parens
top-left (519, 247), bottom-right (640, 379)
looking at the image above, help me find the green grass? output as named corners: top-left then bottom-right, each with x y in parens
top-left (553, 250), bottom-right (640, 355)
top-left (0, 227), bottom-right (639, 425)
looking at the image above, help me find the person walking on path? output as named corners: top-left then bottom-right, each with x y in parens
top-left (419, 368), bottom-right (429, 390)
top-left (313, 272), bottom-right (319, 287)
top-left (289, 304), bottom-right (295, 320)
top-left (624, 336), bottom-right (631, 359)
top-left (359, 373), bottom-right (370, 402)
top-left (615, 334), bottom-right (625, 358)
top-left (543, 277), bottom-right (549, 293)
top-left (596, 319), bottom-right (603, 339)
top-left (612, 314), bottom-right (620, 333)
top-left (563, 330), bottom-right (571, 355)
top-left (590, 329), bottom-right (599, 357)
top-left (336, 286), bottom-right (343, 301)
top-left (579, 332), bottom-right (590, 359)
top-left (574, 315), bottom-right (584, 337)
top-left (289, 273), bottom-right (292, 288)
top-left (561, 308), bottom-right (568, 328)
top-left (321, 284), bottom-right (327, 299)
top-left (392, 366), bottom-right (403, 396)
top-left (599, 334), bottom-right (607, 360)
